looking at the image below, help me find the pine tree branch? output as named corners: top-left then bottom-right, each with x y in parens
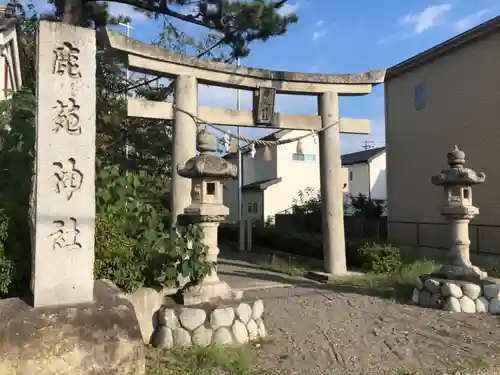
top-left (84, 0), bottom-right (210, 29)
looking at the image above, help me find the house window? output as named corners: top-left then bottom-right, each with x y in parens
top-left (349, 171), bottom-right (353, 181)
top-left (247, 202), bottom-right (258, 214)
top-left (292, 153), bottom-right (316, 162)
top-left (414, 83), bottom-right (426, 110)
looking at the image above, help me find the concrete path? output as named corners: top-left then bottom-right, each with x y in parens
top-left (217, 246), bottom-right (321, 291)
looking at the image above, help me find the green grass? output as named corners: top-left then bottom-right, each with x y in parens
top-left (257, 253), bottom-right (308, 277)
top-left (329, 260), bottom-right (441, 292)
top-left (146, 345), bottom-right (257, 375)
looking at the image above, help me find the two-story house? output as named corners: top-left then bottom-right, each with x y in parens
top-left (0, 4), bottom-right (22, 101)
top-left (223, 130), bottom-right (349, 223)
top-left (341, 147), bottom-right (387, 203)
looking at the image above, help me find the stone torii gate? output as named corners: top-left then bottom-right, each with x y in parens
top-left (102, 30), bottom-right (385, 277)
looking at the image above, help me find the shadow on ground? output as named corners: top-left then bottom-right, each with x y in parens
top-left (217, 247), bottom-right (415, 306)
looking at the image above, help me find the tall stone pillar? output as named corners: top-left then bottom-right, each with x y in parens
top-left (31, 21), bottom-right (96, 307)
top-left (172, 75), bottom-right (198, 227)
top-left (318, 91), bottom-right (347, 275)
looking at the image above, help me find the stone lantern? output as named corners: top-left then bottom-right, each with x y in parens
top-left (431, 145), bottom-right (487, 281)
top-left (176, 129), bottom-right (238, 305)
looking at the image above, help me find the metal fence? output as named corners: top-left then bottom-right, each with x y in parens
top-left (275, 213), bottom-right (388, 241)
top-left (388, 220), bottom-right (500, 256)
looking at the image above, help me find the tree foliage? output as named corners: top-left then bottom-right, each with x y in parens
top-left (0, 0), bottom-right (297, 296)
top-left (54, 0), bottom-right (298, 60)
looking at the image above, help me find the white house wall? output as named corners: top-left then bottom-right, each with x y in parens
top-left (223, 175), bottom-right (238, 222)
top-left (0, 26), bottom-right (21, 101)
top-left (241, 144), bottom-right (277, 186)
top-left (347, 163), bottom-right (370, 198)
top-left (369, 152), bottom-right (387, 200)
top-left (223, 143), bottom-right (278, 222)
top-left (263, 130), bottom-right (320, 220)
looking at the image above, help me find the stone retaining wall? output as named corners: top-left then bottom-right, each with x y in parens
top-left (413, 276), bottom-right (500, 313)
top-left (151, 298), bottom-right (266, 348)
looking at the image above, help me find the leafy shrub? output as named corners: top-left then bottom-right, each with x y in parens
top-left (0, 90), bottom-right (211, 297)
top-left (219, 223), bottom-right (399, 273)
top-left (94, 165), bottom-right (211, 293)
top-left (357, 242), bottom-right (402, 274)
top-left (350, 193), bottom-right (384, 219)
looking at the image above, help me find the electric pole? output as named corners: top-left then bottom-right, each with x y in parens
top-left (361, 140), bottom-right (374, 150)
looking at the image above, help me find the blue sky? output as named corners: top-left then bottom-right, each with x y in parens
top-left (27, 0), bottom-right (500, 154)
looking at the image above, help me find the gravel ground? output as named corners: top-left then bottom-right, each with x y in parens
top-left (242, 285), bottom-right (500, 375)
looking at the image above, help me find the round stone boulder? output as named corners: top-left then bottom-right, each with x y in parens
top-left (252, 300), bottom-right (264, 320)
top-left (462, 283), bottom-right (481, 300)
top-left (152, 326), bottom-right (173, 349)
top-left (424, 279), bottom-right (441, 295)
top-left (192, 326), bottom-right (212, 346)
top-left (459, 295), bottom-right (476, 313)
top-left (173, 328), bottom-right (192, 347)
top-left (256, 318), bottom-right (266, 338)
top-left (158, 308), bottom-right (179, 330)
top-left (412, 288), bottom-right (420, 304)
top-left (419, 290), bottom-right (432, 307)
top-left (475, 296), bottom-right (489, 313)
top-left (213, 327), bottom-right (233, 345)
top-left (236, 303), bottom-right (252, 324)
top-left (443, 297), bottom-right (461, 312)
top-left (179, 308), bottom-right (206, 331)
top-left (232, 320), bottom-right (249, 344)
top-left (488, 297), bottom-right (500, 314)
top-left (441, 283), bottom-right (463, 299)
top-left (246, 319), bottom-right (259, 340)
top-left (483, 284), bottom-right (500, 300)
top-left (210, 308), bottom-right (235, 329)
top-left (429, 293), bottom-right (444, 309)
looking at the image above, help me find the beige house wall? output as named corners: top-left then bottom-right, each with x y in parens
top-left (385, 29), bottom-right (500, 255)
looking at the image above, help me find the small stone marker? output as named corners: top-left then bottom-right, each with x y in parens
top-left (31, 21), bottom-right (96, 307)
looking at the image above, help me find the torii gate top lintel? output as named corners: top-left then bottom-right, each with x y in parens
top-left (101, 29), bottom-right (385, 96)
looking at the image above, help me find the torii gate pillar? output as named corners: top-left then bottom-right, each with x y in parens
top-left (172, 75), bottom-right (198, 228)
top-left (100, 29), bottom-right (385, 279)
top-left (318, 92), bottom-right (346, 275)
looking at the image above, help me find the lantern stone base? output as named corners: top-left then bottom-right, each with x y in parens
top-left (438, 264), bottom-right (488, 281)
top-left (151, 296), bottom-right (266, 349)
top-left (412, 274), bottom-right (500, 313)
top-left (177, 280), bottom-right (243, 306)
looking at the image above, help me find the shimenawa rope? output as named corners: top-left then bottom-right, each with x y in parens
top-left (172, 104), bottom-right (340, 148)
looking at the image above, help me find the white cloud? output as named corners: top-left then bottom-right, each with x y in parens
top-left (454, 8), bottom-right (492, 32)
top-left (312, 30), bottom-right (327, 40)
top-left (277, 2), bottom-right (299, 16)
top-left (399, 4), bottom-right (452, 35)
top-left (315, 20), bottom-right (324, 27)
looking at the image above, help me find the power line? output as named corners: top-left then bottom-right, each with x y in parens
top-left (361, 140), bottom-right (374, 150)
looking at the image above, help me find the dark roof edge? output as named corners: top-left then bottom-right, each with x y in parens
top-left (386, 15), bottom-right (500, 80)
top-left (243, 177), bottom-right (282, 191)
top-left (341, 147), bottom-right (386, 166)
top-left (367, 148), bottom-right (385, 163)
